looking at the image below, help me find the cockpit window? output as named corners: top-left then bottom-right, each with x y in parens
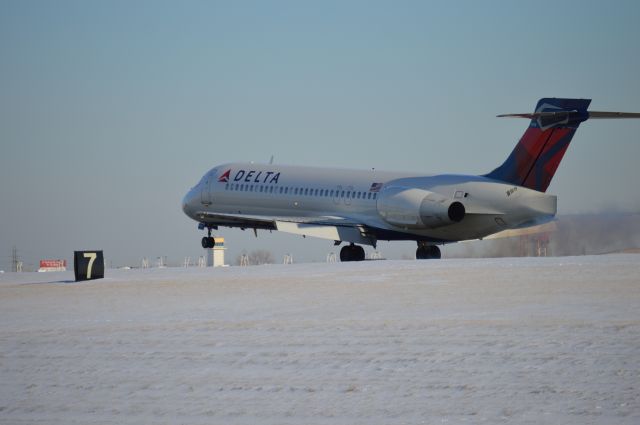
top-left (196, 168), bottom-right (217, 188)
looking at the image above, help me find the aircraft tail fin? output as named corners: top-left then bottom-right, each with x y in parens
top-left (484, 98), bottom-right (591, 192)
top-left (486, 98), bottom-right (640, 192)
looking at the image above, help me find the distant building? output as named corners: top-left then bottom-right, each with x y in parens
top-left (487, 222), bottom-right (557, 257)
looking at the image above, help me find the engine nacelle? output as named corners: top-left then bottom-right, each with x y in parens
top-left (377, 186), bottom-right (465, 229)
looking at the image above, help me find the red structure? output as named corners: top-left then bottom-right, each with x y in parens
top-left (38, 260), bottom-right (67, 272)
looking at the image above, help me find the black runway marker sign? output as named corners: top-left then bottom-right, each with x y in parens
top-left (74, 251), bottom-right (104, 281)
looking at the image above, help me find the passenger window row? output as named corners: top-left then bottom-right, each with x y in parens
top-left (224, 183), bottom-right (378, 200)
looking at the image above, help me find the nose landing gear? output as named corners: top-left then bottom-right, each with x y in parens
top-left (200, 226), bottom-right (217, 249)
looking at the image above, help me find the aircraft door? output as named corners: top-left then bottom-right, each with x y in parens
top-left (201, 174), bottom-right (212, 205)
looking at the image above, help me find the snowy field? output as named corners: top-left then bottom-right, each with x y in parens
top-left (1, 255), bottom-right (639, 425)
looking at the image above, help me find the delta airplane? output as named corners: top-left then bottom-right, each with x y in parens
top-left (182, 98), bottom-right (639, 261)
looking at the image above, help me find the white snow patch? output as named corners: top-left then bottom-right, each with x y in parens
top-left (1, 255), bottom-right (639, 424)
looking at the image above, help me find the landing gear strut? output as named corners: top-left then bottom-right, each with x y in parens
top-left (416, 242), bottom-right (441, 260)
top-left (201, 227), bottom-right (216, 249)
top-left (340, 244), bottom-right (366, 262)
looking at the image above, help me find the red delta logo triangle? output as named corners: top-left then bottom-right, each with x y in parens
top-left (218, 169), bottom-right (231, 182)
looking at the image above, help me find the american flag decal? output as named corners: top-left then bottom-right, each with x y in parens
top-left (369, 182), bottom-right (383, 192)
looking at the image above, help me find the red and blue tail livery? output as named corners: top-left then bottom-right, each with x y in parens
top-left (485, 98), bottom-right (591, 192)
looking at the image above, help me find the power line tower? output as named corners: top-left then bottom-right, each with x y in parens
top-left (11, 246), bottom-right (20, 273)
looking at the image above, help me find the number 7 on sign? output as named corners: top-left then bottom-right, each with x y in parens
top-left (83, 252), bottom-right (97, 279)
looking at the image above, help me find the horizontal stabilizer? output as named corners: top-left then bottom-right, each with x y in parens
top-left (498, 111), bottom-right (640, 120)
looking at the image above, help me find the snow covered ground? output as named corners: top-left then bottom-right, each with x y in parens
top-left (1, 255), bottom-right (639, 424)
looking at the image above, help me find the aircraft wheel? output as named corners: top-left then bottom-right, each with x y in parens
top-left (416, 245), bottom-right (441, 260)
top-left (340, 245), bottom-right (352, 262)
top-left (201, 236), bottom-right (216, 249)
top-left (355, 245), bottom-right (365, 261)
top-left (427, 245), bottom-right (441, 259)
top-left (340, 245), bottom-right (366, 262)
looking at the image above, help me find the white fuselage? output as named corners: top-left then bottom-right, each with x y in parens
top-left (182, 162), bottom-right (557, 245)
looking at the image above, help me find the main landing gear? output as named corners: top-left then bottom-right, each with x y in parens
top-left (201, 226), bottom-right (216, 249)
top-left (416, 242), bottom-right (441, 260)
top-left (340, 244), bottom-right (366, 262)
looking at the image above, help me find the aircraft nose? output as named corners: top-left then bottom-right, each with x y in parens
top-left (182, 189), bottom-right (197, 217)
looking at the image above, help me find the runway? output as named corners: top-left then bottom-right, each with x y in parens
top-left (1, 255), bottom-right (639, 424)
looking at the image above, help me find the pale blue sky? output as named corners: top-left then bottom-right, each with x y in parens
top-left (1, 0), bottom-right (639, 268)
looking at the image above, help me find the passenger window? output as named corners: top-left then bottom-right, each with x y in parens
top-left (279, 187), bottom-right (283, 194)
top-left (330, 190), bottom-right (334, 197)
top-left (304, 188), bottom-right (308, 196)
top-left (373, 193), bottom-right (377, 199)
top-left (225, 183), bottom-right (229, 190)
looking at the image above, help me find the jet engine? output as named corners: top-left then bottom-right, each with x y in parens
top-left (376, 186), bottom-right (465, 229)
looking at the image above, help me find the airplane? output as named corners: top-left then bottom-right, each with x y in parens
top-left (182, 98), bottom-right (639, 261)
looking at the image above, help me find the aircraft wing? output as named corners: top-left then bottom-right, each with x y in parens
top-left (194, 211), bottom-right (378, 246)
